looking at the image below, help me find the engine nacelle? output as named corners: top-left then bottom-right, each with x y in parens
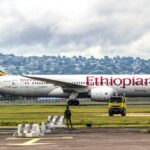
top-left (91, 87), bottom-right (114, 101)
top-left (49, 87), bottom-right (64, 96)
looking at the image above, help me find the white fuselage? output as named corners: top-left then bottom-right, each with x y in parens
top-left (0, 75), bottom-right (150, 99)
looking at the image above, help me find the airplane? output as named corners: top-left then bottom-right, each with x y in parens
top-left (0, 69), bottom-right (150, 105)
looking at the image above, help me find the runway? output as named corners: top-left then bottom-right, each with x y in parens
top-left (0, 128), bottom-right (150, 150)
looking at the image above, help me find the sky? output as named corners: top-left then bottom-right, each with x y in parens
top-left (0, 0), bottom-right (150, 58)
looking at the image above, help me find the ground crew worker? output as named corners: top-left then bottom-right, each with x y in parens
top-left (64, 105), bottom-right (72, 128)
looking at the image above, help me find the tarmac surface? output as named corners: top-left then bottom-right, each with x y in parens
top-left (0, 128), bottom-right (150, 150)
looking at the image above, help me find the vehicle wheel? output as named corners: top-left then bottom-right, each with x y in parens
top-left (121, 109), bottom-right (126, 116)
top-left (109, 111), bottom-right (113, 116)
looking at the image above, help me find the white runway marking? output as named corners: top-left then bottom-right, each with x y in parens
top-left (6, 138), bottom-right (49, 146)
top-left (19, 138), bottom-right (40, 145)
top-left (5, 136), bottom-right (73, 146)
top-left (6, 136), bottom-right (73, 140)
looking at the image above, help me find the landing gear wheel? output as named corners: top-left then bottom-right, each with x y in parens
top-left (67, 100), bottom-right (80, 106)
top-left (74, 100), bottom-right (79, 106)
top-left (67, 100), bottom-right (73, 105)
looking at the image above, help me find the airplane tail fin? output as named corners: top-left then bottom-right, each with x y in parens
top-left (0, 68), bottom-right (9, 76)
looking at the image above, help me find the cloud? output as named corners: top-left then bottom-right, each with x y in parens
top-left (127, 32), bottom-right (150, 57)
top-left (0, 0), bottom-right (149, 58)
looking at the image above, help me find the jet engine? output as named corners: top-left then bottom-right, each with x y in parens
top-left (49, 87), bottom-right (64, 96)
top-left (91, 87), bottom-right (114, 101)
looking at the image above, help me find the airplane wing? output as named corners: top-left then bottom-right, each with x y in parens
top-left (22, 75), bottom-right (86, 89)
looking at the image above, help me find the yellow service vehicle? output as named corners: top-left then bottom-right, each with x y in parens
top-left (108, 96), bottom-right (126, 116)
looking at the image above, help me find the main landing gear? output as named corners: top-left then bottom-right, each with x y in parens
top-left (67, 99), bottom-right (80, 106)
top-left (68, 91), bottom-right (79, 106)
